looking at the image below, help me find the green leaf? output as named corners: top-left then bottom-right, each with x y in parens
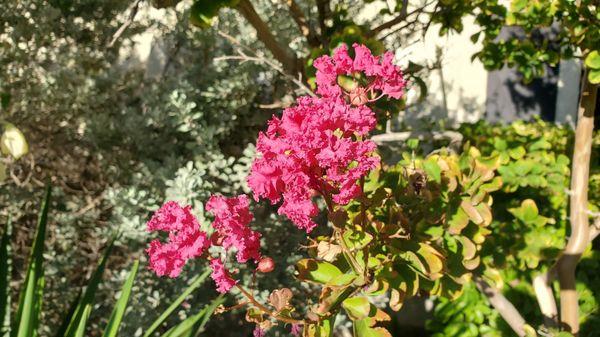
top-left (306, 316), bottom-right (335, 337)
top-left (329, 273), bottom-right (357, 287)
top-left (584, 50), bottom-right (600, 69)
top-left (337, 75), bottom-right (358, 92)
top-left (53, 291), bottom-right (82, 337)
top-left (507, 146), bottom-right (525, 159)
top-left (1, 123), bottom-right (29, 160)
top-left (63, 235), bottom-right (117, 337)
top-left (342, 230), bottom-right (373, 250)
top-left (457, 236), bottom-right (477, 261)
top-left (73, 306), bottom-right (91, 337)
top-left (508, 199), bottom-right (538, 223)
top-left (189, 1), bottom-right (222, 28)
top-left (343, 297), bottom-right (371, 321)
top-left (447, 206), bottom-right (469, 234)
top-left (423, 159), bottom-right (442, 183)
top-left (0, 92), bottom-right (10, 111)
top-left (417, 244), bottom-right (444, 277)
top-left (1, 217), bottom-right (11, 337)
top-left (480, 176), bottom-right (502, 193)
top-left (589, 69), bottom-right (600, 84)
top-left (354, 318), bottom-right (392, 337)
top-left (143, 269), bottom-right (211, 337)
top-left (12, 186), bottom-right (51, 337)
top-left (296, 259), bottom-right (345, 285)
top-left (406, 138), bottom-right (420, 150)
top-left (102, 260), bottom-right (139, 337)
top-left (160, 296), bottom-right (225, 337)
top-left (510, 0), bottom-right (527, 12)
top-left (460, 199), bottom-right (483, 224)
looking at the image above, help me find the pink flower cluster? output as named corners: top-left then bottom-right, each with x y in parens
top-left (147, 196), bottom-right (261, 293)
top-left (146, 202), bottom-right (210, 278)
top-left (314, 43), bottom-right (406, 100)
top-left (209, 258), bottom-right (237, 293)
top-left (147, 44), bottom-right (405, 295)
top-left (248, 44), bottom-right (405, 232)
top-left (248, 96), bottom-right (379, 232)
top-left (206, 194), bottom-right (261, 264)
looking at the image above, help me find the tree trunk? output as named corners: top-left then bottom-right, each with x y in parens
top-left (557, 71), bottom-right (597, 334)
top-left (236, 0), bottom-right (300, 76)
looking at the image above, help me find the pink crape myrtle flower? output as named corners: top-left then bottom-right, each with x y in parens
top-left (206, 194), bottom-right (261, 263)
top-left (291, 323), bottom-right (303, 336)
top-left (146, 201), bottom-right (210, 278)
top-left (210, 258), bottom-right (237, 293)
top-left (253, 326), bottom-right (266, 337)
top-left (314, 43), bottom-right (407, 101)
top-left (248, 96), bottom-right (380, 232)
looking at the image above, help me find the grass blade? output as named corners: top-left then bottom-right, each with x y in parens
top-left (1, 217), bottom-right (12, 337)
top-left (193, 295), bottom-right (224, 337)
top-left (12, 186), bottom-right (51, 337)
top-left (53, 290), bottom-right (82, 337)
top-left (73, 306), bottom-right (91, 337)
top-left (143, 269), bottom-right (211, 337)
top-left (102, 260), bottom-right (139, 337)
top-left (160, 296), bottom-right (225, 337)
top-left (63, 235), bottom-right (117, 337)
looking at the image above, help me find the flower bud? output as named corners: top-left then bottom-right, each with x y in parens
top-left (348, 86), bottom-right (369, 106)
top-left (257, 257), bottom-right (275, 273)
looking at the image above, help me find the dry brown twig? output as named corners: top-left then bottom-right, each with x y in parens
top-left (108, 0), bottom-right (144, 47)
top-left (215, 31), bottom-right (315, 97)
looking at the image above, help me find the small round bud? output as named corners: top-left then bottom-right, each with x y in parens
top-left (348, 86), bottom-right (369, 106)
top-left (257, 257), bottom-right (275, 273)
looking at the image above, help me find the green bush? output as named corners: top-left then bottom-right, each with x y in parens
top-left (427, 119), bottom-right (600, 337)
top-left (0, 188), bottom-right (222, 337)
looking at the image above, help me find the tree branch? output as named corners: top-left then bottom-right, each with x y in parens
top-left (316, 0), bottom-right (331, 46)
top-left (533, 270), bottom-right (559, 329)
top-left (370, 0), bottom-right (409, 36)
top-left (556, 72), bottom-right (597, 334)
top-left (370, 130), bottom-right (463, 152)
top-left (474, 276), bottom-right (527, 337)
top-left (533, 214), bottom-right (600, 331)
top-left (215, 31), bottom-right (315, 97)
top-left (108, 0), bottom-right (143, 47)
top-left (235, 0), bottom-right (300, 75)
top-left (284, 0), bottom-right (319, 47)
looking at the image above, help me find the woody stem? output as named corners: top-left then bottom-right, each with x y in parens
top-left (235, 284), bottom-right (304, 324)
top-left (335, 229), bottom-right (363, 275)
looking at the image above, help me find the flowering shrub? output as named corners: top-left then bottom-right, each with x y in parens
top-left (146, 44), bottom-right (502, 337)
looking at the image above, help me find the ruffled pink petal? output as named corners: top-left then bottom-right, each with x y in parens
top-left (209, 258), bottom-right (237, 293)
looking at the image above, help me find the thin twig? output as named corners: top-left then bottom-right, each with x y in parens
top-left (370, 0), bottom-right (434, 37)
top-left (371, 130), bottom-right (463, 150)
top-left (108, 0), bottom-right (143, 47)
top-left (216, 31), bottom-right (315, 97)
top-left (235, 284), bottom-right (304, 324)
top-left (283, 0), bottom-right (319, 46)
top-left (72, 194), bottom-right (105, 217)
top-left (235, 0), bottom-right (299, 74)
top-left (316, 0), bottom-right (331, 46)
